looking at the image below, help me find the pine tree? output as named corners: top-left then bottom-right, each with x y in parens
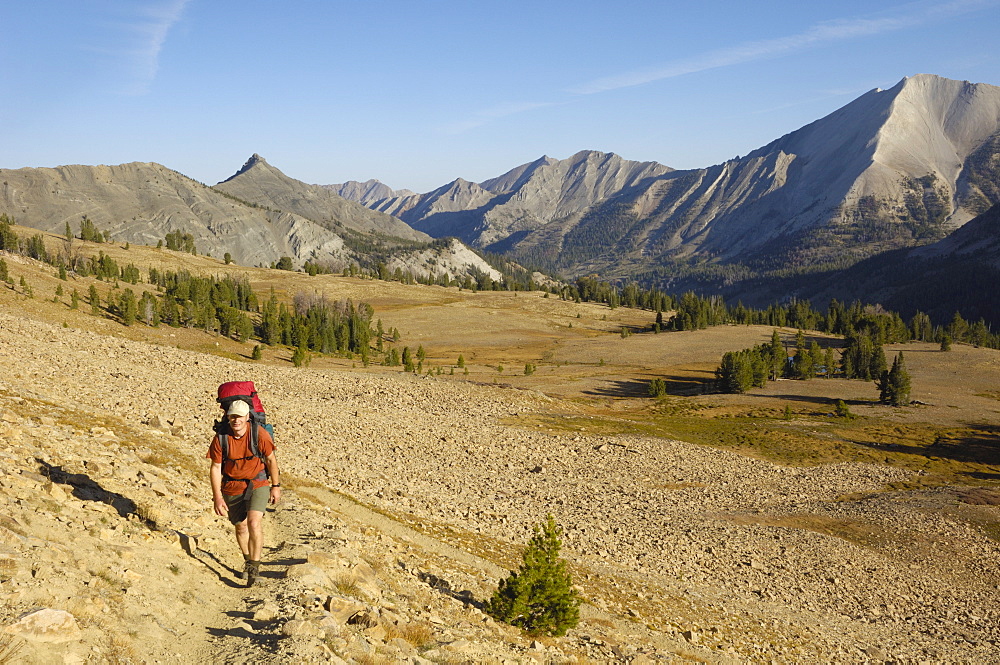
top-left (877, 352), bottom-right (911, 406)
top-left (768, 329), bottom-right (784, 380)
top-left (292, 344), bottom-right (309, 367)
top-left (485, 515), bottom-right (581, 637)
top-left (88, 285), bottom-right (101, 315)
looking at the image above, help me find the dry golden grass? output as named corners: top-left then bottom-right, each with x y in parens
top-left (135, 501), bottom-right (166, 528)
top-left (384, 620), bottom-right (435, 648)
top-left (5, 224), bottom-right (999, 492)
top-left (0, 634), bottom-right (22, 665)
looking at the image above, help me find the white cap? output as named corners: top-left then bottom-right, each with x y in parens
top-left (227, 400), bottom-right (251, 417)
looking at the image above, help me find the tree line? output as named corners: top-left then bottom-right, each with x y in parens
top-left (710, 328), bottom-right (911, 406)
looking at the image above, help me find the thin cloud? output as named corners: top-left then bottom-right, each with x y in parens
top-left (111, 0), bottom-right (192, 95)
top-left (440, 101), bottom-right (557, 135)
top-left (570, 0), bottom-right (1000, 95)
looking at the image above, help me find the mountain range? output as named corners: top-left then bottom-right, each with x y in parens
top-left (0, 155), bottom-right (501, 282)
top-left (2, 73), bottom-right (999, 319)
top-left (333, 74), bottom-right (1000, 289)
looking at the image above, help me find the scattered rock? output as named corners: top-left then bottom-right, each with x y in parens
top-left (4, 608), bottom-right (82, 643)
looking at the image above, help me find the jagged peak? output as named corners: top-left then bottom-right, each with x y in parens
top-left (220, 153), bottom-right (271, 184)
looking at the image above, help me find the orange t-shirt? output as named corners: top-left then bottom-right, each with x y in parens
top-left (207, 426), bottom-right (275, 496)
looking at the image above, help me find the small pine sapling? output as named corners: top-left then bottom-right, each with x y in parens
top-left (485, 514), bottom-right (581, 637)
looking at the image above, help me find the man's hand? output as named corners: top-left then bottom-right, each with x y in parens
top-left (213, 495), bottom-right (229, 517)
top-left (269, 486), bottom-right (282, 505)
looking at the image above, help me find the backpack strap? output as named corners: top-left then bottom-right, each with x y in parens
top-left (217, 423), bottom-right (269, 499)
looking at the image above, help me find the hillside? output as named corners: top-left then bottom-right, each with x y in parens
top-left (215, 155), bottom-right (428, 243)
top-left (0, 161), bottom-right (342, 269)
top-left (2, 241), bottom-right (1000, 662)
top-left (778, 204), bottom-right (1000, 324)
top-left (336, 75), bottom-right (1000, 288)
top-left (0, 158), bottom-right (507, 284)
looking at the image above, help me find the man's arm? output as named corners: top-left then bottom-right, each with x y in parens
top-left (209, 461), bottom-right (228, 516)
top-left (265, 452), bottom-right (281, 504)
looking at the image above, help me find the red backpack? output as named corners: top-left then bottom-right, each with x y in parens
top-left (214, 381), bottom-right (274, 487)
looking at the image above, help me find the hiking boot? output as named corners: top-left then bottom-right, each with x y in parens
top-left (235, 555), bottom-right (250, 580)
top-left (245, 560), bottom-right (261, 588)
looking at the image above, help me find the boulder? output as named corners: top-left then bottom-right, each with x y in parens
top-left (283, 563), bottom-right (332, 588)
top-left (3, 608), bottom-right (82, 643)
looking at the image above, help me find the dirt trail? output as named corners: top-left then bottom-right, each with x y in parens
top-left (3, 307), bottom-right (1000, 663)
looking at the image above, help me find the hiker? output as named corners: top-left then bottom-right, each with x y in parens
top-left (207, 399), bottom-right (281, 586)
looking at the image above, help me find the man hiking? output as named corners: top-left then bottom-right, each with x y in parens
top-left (208, 399), bottom-right (281, 586)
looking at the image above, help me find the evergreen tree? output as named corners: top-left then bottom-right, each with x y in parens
top-left (870, 345), bottom-right (888, 381)
top-left (768, 330), bottom-right (784, 380)
top-left (485, 515), bottom-right (581, 637)
top-left (823, 347), bottom-right (836, 378)
top-left (88, 284), bottom-right (101, 315)
top-left (716, 350), bottom-right (756, 393)
top-left (292, 344), bottom-right (309, 367)
top-left (118, 289), bottom-right (138, 326)
top-left (947, 312), bottom-right (968, 343)
top-left (877, 352), bottom-right (911, 406)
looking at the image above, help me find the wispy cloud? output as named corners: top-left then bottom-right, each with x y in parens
top-left (439, 101), bottom-right (557, 135)
top-left (569, 0), bottom-right (1000, 94)
top-left (110, 0), bottom-right (192, 95)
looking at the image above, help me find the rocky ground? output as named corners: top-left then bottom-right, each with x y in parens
top-left (2, 309), bottom-right (1000, 664)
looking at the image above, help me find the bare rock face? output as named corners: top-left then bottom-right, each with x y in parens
top-left (4, 608), bottom-right (82, 643)
top-left (345, 75), bottom-right (1000, 281)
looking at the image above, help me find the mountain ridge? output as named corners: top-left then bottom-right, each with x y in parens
top-left (333, 74), bottom-right (1000, 288)
top-left (0, 157), bottom-right (505, 283)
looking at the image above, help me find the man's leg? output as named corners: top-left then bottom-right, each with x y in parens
top-left (246, 510), bottom-right (264, 562)
top-left (233, 519), bottom-right (250, 558)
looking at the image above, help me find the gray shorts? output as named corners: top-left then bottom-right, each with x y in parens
top-left (223, 485), bottom-right (269, 524)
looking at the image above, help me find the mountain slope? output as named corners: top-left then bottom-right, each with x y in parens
top-left (339, 74), bottom-right (1000, 283)
top-left (338, 150), bottom-right (673, 248)
top-left (0, 157), bottom-right (504, 281)
top-left (0, 161), bottom-right (347, 268)
top-left (216, 154), bottom-right (429, 242)
top-left (787, 203), bottom-right (1000, 324)
top-left (324, 178), bottom-right (415, 206)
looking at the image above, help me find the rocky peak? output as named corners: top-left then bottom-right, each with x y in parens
top-left (222, 153), bottom-right (270, 183)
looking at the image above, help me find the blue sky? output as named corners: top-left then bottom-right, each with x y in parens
top-left (3, 0), bottom-right (998, 192)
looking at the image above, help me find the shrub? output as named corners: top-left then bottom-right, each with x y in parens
top-left (648, 378), bottom-right (667, 397)
top-left (485, 514), bottom-right (581, 637)
top-left (292, 345), bottom-right (309, 367)
top-left (834, 399), bottom-right (854, 419)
